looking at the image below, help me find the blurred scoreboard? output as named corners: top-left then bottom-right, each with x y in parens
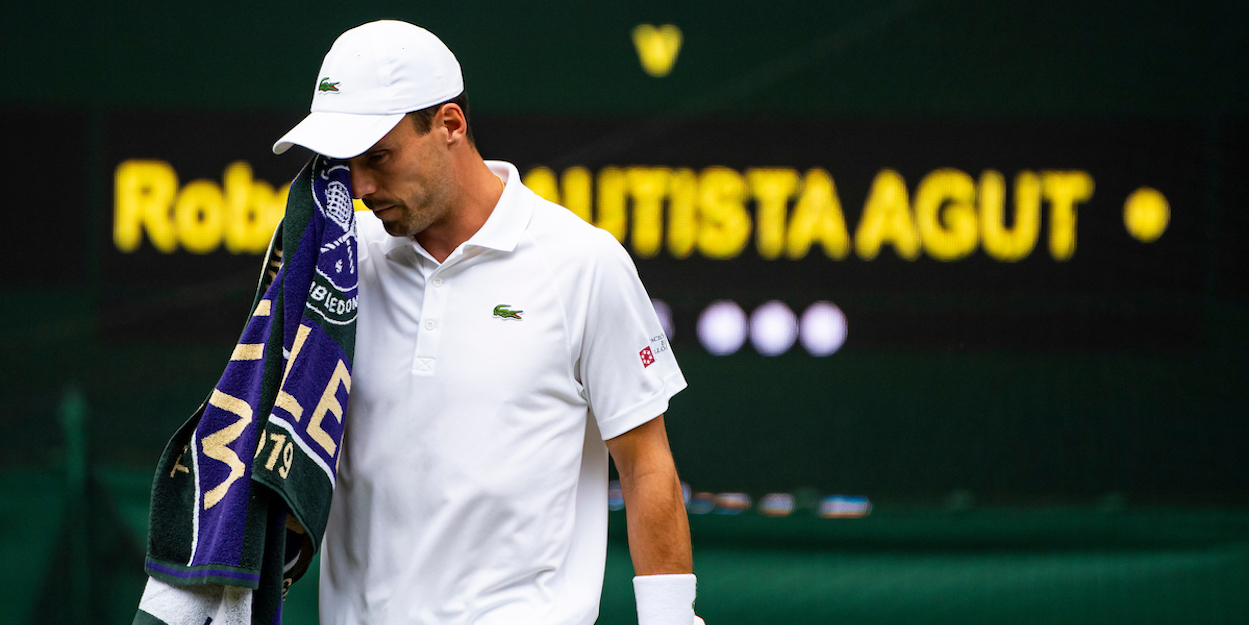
top-left (12, 108), bottom-right (1226, 502)
top-left (97, 112), bottom-right (1207, 353)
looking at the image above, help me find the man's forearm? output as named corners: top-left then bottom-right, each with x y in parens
top-left (619, 463), bottom-right (693, 574)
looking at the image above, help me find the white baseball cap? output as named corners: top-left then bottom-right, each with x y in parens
top-left (272, 20), bottom-right (464, 159)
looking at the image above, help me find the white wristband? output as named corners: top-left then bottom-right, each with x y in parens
top-left (633, 573), bottom-right (697, 625)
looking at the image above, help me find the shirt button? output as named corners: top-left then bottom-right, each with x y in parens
top-left (425, 320), bottom-right (437, 331)
top-left (432, 277), bottom-right (443, 287)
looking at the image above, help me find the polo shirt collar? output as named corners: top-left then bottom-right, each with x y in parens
top-left (465, 161), bottom-right (530, 253)
top-left (381, 160), bottom-right (531, 263)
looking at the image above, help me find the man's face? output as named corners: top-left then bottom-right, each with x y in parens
top-left (348, 114), bottom-right (456, 238)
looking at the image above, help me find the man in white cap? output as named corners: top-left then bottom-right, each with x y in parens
top-left (273, 20), bottom-right (700, 625)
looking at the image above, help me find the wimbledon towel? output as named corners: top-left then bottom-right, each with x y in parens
top-left (136, 155), bottom-right (358, 625)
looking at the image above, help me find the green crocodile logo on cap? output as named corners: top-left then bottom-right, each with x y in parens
top-left (318, 78), bottom-right (340, 93)
top-left (493, 304), bottom-right (523, 320)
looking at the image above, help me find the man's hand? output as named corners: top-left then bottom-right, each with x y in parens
top-left (605, 414), bottom-right (692, 574)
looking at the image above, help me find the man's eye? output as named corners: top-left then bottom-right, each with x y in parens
top-left (369, 153), bottom-right (387, 165)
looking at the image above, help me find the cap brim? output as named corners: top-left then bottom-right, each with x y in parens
top-left (272, 111), bottom-right (407, 159)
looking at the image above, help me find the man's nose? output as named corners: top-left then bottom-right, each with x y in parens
top-left (350, 167), bottom-right (375, 199)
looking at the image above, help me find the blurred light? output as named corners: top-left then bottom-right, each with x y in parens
top-left (818, 495), bottom-right (871, 518)
top-left (688, 492), bottom-right (716, 515)
top-left (800, 301), bottom-right (848, 356)
top-left (759, 493), bottom-right (795, 517)
top-left (608, 480), bottom-right (624, 511)
top-left (714, 493), bottom-right (752, 515)
top-left (749, 301), bottom-right (798, 356)
top-left (1123, 186), bottom-right (1169, 243)
top-left (681, 481), bottom-right (692, 507)
top-left (651, 298), bottom-right (675, 341)
top-left (698, 300), bottom-right (747, 355)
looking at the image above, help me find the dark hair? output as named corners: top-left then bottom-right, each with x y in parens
top-left (409, 91), bottom-right (474, 145)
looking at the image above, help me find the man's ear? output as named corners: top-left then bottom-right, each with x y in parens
top-left (438, 103), bottom-right (468, 145)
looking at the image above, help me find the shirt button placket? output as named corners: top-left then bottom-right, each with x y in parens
top-left (413, 271), bottom-right (448, 375)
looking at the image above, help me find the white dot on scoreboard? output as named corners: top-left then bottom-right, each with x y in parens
top-left (800, 301), bottom-right (848, 356)
top-left (697, 300), bottom-right (747, 356)
top-left (749, 300), bottom-right (798, 356)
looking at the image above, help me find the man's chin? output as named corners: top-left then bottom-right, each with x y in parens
top-left (379, 220), bottom-right (409, 237)
top-left (378, 217), bottom-right (425, 238)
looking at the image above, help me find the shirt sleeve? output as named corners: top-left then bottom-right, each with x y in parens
top-left (576, 231), bottom-right (687, 440)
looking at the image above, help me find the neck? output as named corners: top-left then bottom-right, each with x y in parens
top-left (415, 150), bottom-right (503, 263)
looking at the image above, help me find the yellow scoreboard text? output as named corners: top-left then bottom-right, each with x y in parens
top-left (114, 160), bottom-right (1167, 260)
top-left (525, 166), bottom-right (1101, 262)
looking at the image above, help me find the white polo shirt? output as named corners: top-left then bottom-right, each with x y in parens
top-left (319, 161), bottom-right (686, 625)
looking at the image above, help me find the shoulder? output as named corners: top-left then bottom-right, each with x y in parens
top-left (519, 188), bottom-right (633, 273)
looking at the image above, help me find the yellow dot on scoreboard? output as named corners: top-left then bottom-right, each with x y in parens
top-left (1123, 186), bottom-right (1169, 243)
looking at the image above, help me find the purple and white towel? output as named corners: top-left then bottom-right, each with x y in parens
top-left (135, 155), bottom-right (357, 625)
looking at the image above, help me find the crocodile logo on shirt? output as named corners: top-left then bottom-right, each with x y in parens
top-left (492, 304), bottom-right (523, 320)
top-left (318, 78), bottom-right (340, 93)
